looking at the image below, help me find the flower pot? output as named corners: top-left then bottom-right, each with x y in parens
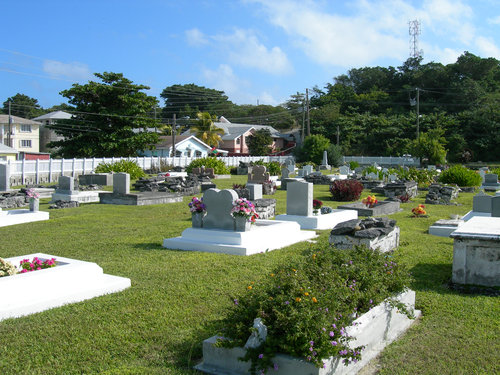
top-left (313, 209), bottom-right (320, 216)
top-left (29, 198), bottom-right (39, 212)
top-left (192, 212), bottom-right (205, 228)
top-left (234, 216), bottom-right (251, 232)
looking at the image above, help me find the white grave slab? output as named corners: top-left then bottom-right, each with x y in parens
top-left (0, 209), bottom-right (49, 227)
top-left (163, 220), bottom-right (316, 256)
top-left (1, 253), bottom-right (130, 321)
top-left (51, 190), bottom-right (106, 203)
top-left (276, 210), bottom-right (358, 230)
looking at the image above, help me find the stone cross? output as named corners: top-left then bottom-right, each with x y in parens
top-left (286, 180), bottom-right (313, 216)
top-left (0, 163), bottom-right (9, 191)
top-left (248, 165), bottom-right (269, 184)
top-left (473, 192), bottom-right (492, 213)
top-left (202, 188), bottom-right (238, 230)
top-left (113, 173), bottom-right (130, 195)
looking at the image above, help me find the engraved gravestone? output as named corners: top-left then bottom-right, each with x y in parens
top-left (0, 163), bottom-right (9, 191)
top-left (285, 159), bottom-right (295, 173)
top-left (322, 151), bottom-right (329, 166)
top-left (248, 165), bottom-right (269, 184)
top-left (113, 173), bottom-right (130, 195)
top-left (303, 165), bottom-right (314, 176)
top-left (202, 188), bottom-right (238, 230)
top-left (57, 176), bottom-right (77, 193)
top-left (339, 166), bottom-right (350, 175)
top-left (281, 166), bottom-right (291, 180)
top-left (286, 180), bottom-right (313, 216)
top-left (473, 192), bottom-right (492, 213)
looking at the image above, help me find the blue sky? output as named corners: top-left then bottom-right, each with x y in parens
top-left (1, 0), bottom-right (499, 111)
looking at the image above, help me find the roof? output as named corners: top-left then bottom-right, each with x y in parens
top-left (181, 119), bottom-right (283, 139)
top-left (155, 135), bottom-right (212, 150)
top-left (0, 115), bottom-right (41, 125)
top-left (0, 143), bottom-right (19, 154)
top-left (32, 111), bottom-right (72, 121)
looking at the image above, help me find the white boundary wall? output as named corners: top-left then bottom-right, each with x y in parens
top-left (0, 155), bottom-right (293, 187)
top-left (342, 156), bottom-right (420, 166)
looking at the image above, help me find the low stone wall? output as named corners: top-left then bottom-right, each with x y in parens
top-left (253, 199), bottom-right (276, 219)
top-left (384, 181), bottom-right (418, 199)
top-left (425, 184), bottom-right (460, 205)
top-left (0, 192), bottom-right (27, 209)
top-left (133, 176), bottom-right (201, 196)
top-left (303, 174), bottom-right (333, 185)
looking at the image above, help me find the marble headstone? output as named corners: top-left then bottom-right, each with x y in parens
top-left (321, 150), bottom-right (329, 166)
top-left (473, 192), bottom-right (492, 213)
top-left (248, 165), bottom-right (269, 184)
top-left (57, 176), bottom-right (76, 193)
top-left (113, 173), bottom-right (130, 195)
top-left (303, 165), bottom-right (314, 176)
top-left (0, 163), bottom-right (9, 191)
top-left (286, 180), bottom-right (313, 216)
top-left (202, 188), bottom-right (238, 230)
top-left (281, 166), bottom-right (291, 180)
top-left (247, 183), bottom-right (262, 200)
top-left (492, 196), bottom-right (500, 217)
top-left (339, 166), bottom-right (350, 175)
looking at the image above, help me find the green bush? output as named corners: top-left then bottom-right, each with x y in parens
top-left (185, 157), bottom-right (230, 174)
top-left (395, 167), bottom-right (437, 186)
top-left (439, 165), bottom-right (482, 187)
top-left (348, 161), bottom-right (360, 170)
top-left (95, 160), bottom-right (146, 180)
top-left (294, 135), bottom-right (331, 164)
top-left (251, 160), bottom-right (281, 176)
top-left (217, 243), bottom-right (412, 374)
top-left (326, 144), bottom-right (343, 167)
top-left (490, 167), bottom-right (500, 176)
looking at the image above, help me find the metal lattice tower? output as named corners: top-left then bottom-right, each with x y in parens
top-left (408, 20), bottom-right (423, 59)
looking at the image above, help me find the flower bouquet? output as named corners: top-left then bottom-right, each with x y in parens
top-left (189, 197), bottom-right (206, 228)
top-left (231, 198), bottom-right (259, 231)
top-left (362, 195), bottom-right (378, 208)
top-left (19, 257), bottom-right (56, 273)
top-left (312, 199), bottom-right (323, 214)
top-left (411, 204), bottom-right (427, 218)
top-left (26, 188), bottom-right (40, 212)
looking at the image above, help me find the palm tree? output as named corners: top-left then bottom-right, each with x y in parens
top-left (191, 112), bottom-right (225, 147)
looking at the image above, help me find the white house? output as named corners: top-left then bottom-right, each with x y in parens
top-left (0, 114), bottom-right (41, 154)
top-left (32, 111), bottom-right (72, 153)
top-left (141, 135), bottom-right (227, 158)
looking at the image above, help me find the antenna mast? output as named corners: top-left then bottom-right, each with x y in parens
top-left (408, 20), bottom-right (423, 59)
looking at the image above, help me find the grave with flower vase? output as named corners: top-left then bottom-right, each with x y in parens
top-left (0, 188), bottom-right (49, 227)
top-left (195, 289), bottom-right (419, 375)
top-left (99, 173), bottom-right (183, 205)
top-left (275, 181), bottom-right (357, 230)
top-left (233, 183), bottom-right (276, 219)
top-left (163, 188), bottom-right (316, 255)
top-left (51, 176), bottom-right (107, 204)
top-left (329, 217), bottom-right (400, 252)
top-left (337, 199), bottom-right (401, 217)
top-left (0, 253), bottom-right (130, 321)
top-left (247, 165), bottom-right (277, 195)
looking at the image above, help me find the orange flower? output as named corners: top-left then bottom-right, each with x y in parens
top-left (304, 292), bottom-right (309, 296)
top-left (312, 297), bottom-right (318, 303)
top-left (247, 286), bottom-right (253, 290)
top-left (270, 273), bottom-right (275, 277)
top-left (295, 297), bottom-right (301, 302)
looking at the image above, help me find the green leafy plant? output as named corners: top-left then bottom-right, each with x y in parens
top-left (217, 244), bottom-right (412, 374)
top-left (0, 258), bottom-right (18, 277)
top-left (147, 159), bottom-right (174, 174)
top-left (251, 160), bottom-right (281, 176)
top-left (395, 167), bottom-right (437, 186)
top-left (19, 257), bottom-right (57, 273)
top-left (348, 161), bottom-right (360, 170)
top-left (95, 160), bottom-right (146, 180)
top-left (330, 179), bottom-right (364, 201)
top-left (439, 165), bottom-right (482, 187)
top-left (185, 157), bottom-right (230, 175)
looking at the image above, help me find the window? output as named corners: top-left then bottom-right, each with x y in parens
top-left (175, 150), bottom-right (182, 157)
top-left (20, 124), bottom-right (32, 132)
top-left (236, 137), bottom-right (241, 144)
top-left (195, 150), bottom-right (202, 157)
top-left (20, 140), bottom-right (32, 148)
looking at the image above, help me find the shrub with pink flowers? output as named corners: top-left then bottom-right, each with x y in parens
top-left (25, 188), bottom-right (40, 200)
top-left (19, 257), bottom-right (57, 273)
top-left (330, 179), bottom-right (364, 201)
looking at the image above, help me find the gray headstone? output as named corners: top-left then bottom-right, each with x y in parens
top-left (479, 170), bottom-right (486, 182)
top-left (297, 169), bottom-right (304, 177)
top-left (484, 174), bottom-right (498, 185)
top-left (248, 165), bottom-right (269, 183)
top-left (247, 183), bottom-right (262, 200)
top-left (473, 192), bottom-right (492, 213)
top-left (354, 167), bottom-right (363, 175)
top-left (303, 165), bottom-right (314, 176)
top-left (367, 172), bottom-right (378, 180)
top-left (339, 166), bottom-right (350, 175)
top-left (203, 188), bottom-right (238, 230)
top-left (113, 173), bottom-right (130, 195)
top-left (321, 150), bottom-right (329, 166)
top-left (58, 176), bottom-right (76, 193)
top-left (286, 180), bottom-right (313, 216)
top-left (0, 163), bottom-right (9, 191)
top-left (492, 196), bottom-right (500, 217)
top-left (281, 166), bottom-right (290, 179)
top-left (285, 159), bottom-right (295, 172)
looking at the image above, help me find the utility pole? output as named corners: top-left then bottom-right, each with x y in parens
top-left (8, 100), bottom-right (12, 147)
top-left (172, 114), bottom-right (176, 157)
top-left (301, 99), bottom-right (305, 143)
top-left (416, 88), bottom-right (420, 140)
top-left (306, 88), bottom-right (310, 137)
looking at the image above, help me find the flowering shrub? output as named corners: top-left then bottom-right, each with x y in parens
top-left (25, 188), bottom-right (40, 199)
top-left (231, 198), bottom-right (258, 221)
top-left (0, 257), bottom-right (18, 277)
top-left (313, 199), bottom-right (323, 210)
top-left (439, 165), bottom-right (482, 187)
top-left (330, 179), bottom-right (364, 201)
top-left (399, 193), bottom-right (410, 203)
top-left (361, 195), bottom-right (378, 208)
top-left (188, 197), bottom-right (206, 213)
top-left (217, 243), bottom-right (412, 374)
top-left (19, 257), bottom-right (56, 273)
top-left (411, 204), bottom-right (427, 217)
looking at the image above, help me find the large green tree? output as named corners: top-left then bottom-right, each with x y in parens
top-left (246, 128), bottom-right (273, 155)
top-left (2, 93), bottom-right (44, 118)
top-left (48, 72), bottom-right (160, 157)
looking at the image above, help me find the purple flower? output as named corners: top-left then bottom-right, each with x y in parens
top-left (332, 323), bottom-right (336, 329)
top-left (258, 353), bottom-right (264, 359)
top-left (309, 347), bottom-right (314, 352)
top-left (329, 331), bottom-right (335, 337)
top-left (330, 341), bottom-right (337, 346)
top-left (285, 301), bottom-right (289, 305)
top-left (273, 363), bottom-right (279, 371)
top-left (233, 299), bottom-right (238, 305)
top-left (309, 340), bottom-right (314, 346)
top-left (307, 356), bottom-right (311, 361)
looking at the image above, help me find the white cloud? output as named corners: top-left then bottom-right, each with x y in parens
top-left (185, 28), bottom-right (209, 46)
top-left (488, 15), bottom-right (500, 25)
top-left (475, 36), bottom-right (500, 59)
top-left (43, 60), bottom-right (92, 81)
top-left (202, 64), bottom-right (279, 105)
top-left (213, 29), bottom-right (292, 74)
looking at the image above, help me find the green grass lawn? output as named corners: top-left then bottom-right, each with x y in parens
top-left (0, 177), bottom-right (499, 375)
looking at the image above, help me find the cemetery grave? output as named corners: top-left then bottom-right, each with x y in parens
top-left (337, 200), bottom-right (401, 216)
top-left (480, 173), bottom-right (500, 192)
top-left (99, 173), bottom-right (183, 205)
top-left (51, 176), bottom-right (106, 204)
top-left (0, 169), bottom-right (498, 375)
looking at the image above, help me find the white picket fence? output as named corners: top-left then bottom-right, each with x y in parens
top-left (2, 155), bottom-right (293, 186)
top-left (342, 156), bottom-right (420, 167)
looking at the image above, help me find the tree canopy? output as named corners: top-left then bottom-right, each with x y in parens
top-left (2, 93), bottom-right (44, 119)
top-left (48, 72), bottom-right (160, 157)
top-left (246, 128), bottom-right (273, 156)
